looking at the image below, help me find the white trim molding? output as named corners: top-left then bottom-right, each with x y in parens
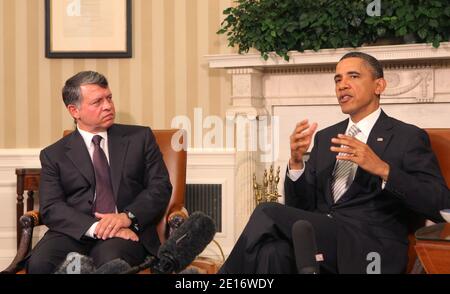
top-left (207, 42), bottom-right (450, 68)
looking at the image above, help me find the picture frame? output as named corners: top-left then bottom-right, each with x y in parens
top-left (45, 0), bottom-right (132, 58)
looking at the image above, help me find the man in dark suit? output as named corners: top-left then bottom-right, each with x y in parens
top-left (219, 52), bottom-right (450, 274)
top-left (27, 71), bottom-right (172, 274)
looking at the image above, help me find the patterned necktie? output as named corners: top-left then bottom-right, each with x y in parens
top-left (92, 135), bottom-right (115, 213)
top-left (331, 124), bottom-right (361, 203)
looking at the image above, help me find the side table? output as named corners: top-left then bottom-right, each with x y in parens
top-left (415, 222), bottom-right (450, 274)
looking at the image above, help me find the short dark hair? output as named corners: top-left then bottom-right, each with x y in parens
top-left (339, 52), bottom-right (384, 79)
top-left (62, 71), bottom-right (109, 107)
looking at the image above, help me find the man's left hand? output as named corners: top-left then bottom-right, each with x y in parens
top-left (330, 134), bottom-right (390, 181)
top-left (94, 212), bottom-right (132, 240)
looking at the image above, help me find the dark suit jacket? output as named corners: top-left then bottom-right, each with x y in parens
top-left (285, 111), bottom-right (450, 273)
top-left (38, 124), bottom-right (172, 255)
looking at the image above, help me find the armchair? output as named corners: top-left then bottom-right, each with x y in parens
top-left (403, 129), bottom-right (450, 273)
top-left (2, 129), bottom-right (189, 274)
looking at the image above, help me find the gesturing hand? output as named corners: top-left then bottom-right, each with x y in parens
top-left (330, 134), bottom-right (390, 181)
top-left (290, 120), bottom-right (318, 170)
top-left (94, 212), bottom-right (132, 240)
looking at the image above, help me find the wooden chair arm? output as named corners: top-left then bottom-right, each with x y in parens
top-left (2, 211), bottom-right (42, 274)
top-left (167, 207), bottom-right (188, 236)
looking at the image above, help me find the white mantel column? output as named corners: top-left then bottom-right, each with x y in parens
top-left (226, 68), bottom-right (268, 239)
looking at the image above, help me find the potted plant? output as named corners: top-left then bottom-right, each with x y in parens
top-left (218, 0), bottom-right (450, 60)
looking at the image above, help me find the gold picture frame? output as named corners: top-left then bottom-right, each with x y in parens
top-left (45, 0), bottom-right (132, 58)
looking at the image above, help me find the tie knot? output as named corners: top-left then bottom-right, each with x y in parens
top-left (92, 135), bottom-right (103, 146)
top-left (347, 125), bottom-right (360, 137)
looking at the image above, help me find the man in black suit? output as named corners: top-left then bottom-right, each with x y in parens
top-left (219, 52), bottom-right (450, 274)
top-left (27, 71), bottom-right (172, 274)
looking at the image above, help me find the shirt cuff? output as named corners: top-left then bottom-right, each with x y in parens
top-left (381, 179), bottom-right (387, 190)
top-left (85, 221), bottom-right (99, 239)
top-left (287, 161), bottom-right (305, 182)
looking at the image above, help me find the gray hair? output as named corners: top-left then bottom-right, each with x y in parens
top-left (62, 71), bottom-right (109, 107)
top-left (340, 52), bottom-right (384, 79)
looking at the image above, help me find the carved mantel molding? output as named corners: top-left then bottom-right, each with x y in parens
top-left (207, 42), bottom-right (450, 69)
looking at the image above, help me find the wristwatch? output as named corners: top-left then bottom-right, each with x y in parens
top-left (124, 209), bottom-right (139, 233)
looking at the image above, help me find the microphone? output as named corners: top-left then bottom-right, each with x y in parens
top-left (292, 220), bottom-right (320, 274)
top-left (120, 255), bottom-right (158, 274)
top-left (54, 253), bottom-right (132, 274)
top-left (93, 258), bottom-right (131, 274)
top-left (54, 252), bottom-right (96, 274)
top-left (153, 211), bottom-right (216, 274)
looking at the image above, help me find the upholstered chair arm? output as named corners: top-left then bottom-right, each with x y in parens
top-left (1, 211), bottom-right (41, 274)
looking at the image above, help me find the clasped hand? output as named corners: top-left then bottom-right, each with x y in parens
top-left (94, 212), bottom-right (139, 241)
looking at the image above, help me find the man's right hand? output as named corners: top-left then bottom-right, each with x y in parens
top-left (114, 228), bottom-right (139, 242)
top-left (289, 120), bottom-right (318, 170)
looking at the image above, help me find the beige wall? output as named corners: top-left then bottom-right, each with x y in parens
top-left (0, 0), bottom-right (234, 148)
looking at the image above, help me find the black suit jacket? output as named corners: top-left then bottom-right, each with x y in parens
top-left (38, 124), bottom-right (172, 255)
top-left (285, 111), bottom-right (450, 273)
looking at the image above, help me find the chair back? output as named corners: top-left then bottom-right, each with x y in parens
top-left (426, 129), bottom-right (450, 188)
top-left (153, 129), bottom-right (187, 242)
top-left (406, 128), bottom-right (450, 273)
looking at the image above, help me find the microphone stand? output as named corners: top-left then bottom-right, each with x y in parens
top-left (121, 256), bottom-right (159, 274)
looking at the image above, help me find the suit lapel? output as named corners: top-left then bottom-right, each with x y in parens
top-left (108, 125), bottom-right (129, 201)
top-left (65, 130), bottom-right (95, 187)
top-left (366, 111), bottom-right (393, 159)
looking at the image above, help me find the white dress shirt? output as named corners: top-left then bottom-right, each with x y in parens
top-left (288, 108), bottom-right (387, 189)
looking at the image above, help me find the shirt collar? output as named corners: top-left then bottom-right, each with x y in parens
top-left (77, 126), bottom-right (108, 148)
top-left (347, 107), bottom-right (382, 137)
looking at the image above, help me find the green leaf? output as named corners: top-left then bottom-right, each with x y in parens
top-left (396, 26), bottom-right (407, 36)
top-left (429, 19), bottom-right (439, 28)
top-left (417, 28), bottom-right (428, 40)
top-left (432, 38), bottom-right (440, 48)
top-left (396, 7), bottom-right (407, 18)
top-left (445, 7), bottom-right (450, 17)
top-left (430, 34), bottom-right (442, 48)
top-left (377, 27), bottom-right (386, 37)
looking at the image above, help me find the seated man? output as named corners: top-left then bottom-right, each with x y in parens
top-left (27, 71), bottom-right (172, 274)
top-left (219, 52), bottom-right (450, 274)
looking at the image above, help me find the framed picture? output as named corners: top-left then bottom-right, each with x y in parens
top-left (45, 0), bottom-right (132, 58)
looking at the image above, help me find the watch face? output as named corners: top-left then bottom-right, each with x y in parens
top-left (128, 211), bottom-right (135, 219)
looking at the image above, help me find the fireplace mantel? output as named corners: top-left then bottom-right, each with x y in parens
top-left (207, 42), bottom-right (450, 68)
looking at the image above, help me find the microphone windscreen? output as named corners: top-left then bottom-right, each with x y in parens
top-left (292, 220), bottom-right (320, 274)
top-left (54, 252), bottom-right (96, 274)
top-left (157, 211), bottom-right (216, 273)
top-left (94, 258), bottom-right (131, 274)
